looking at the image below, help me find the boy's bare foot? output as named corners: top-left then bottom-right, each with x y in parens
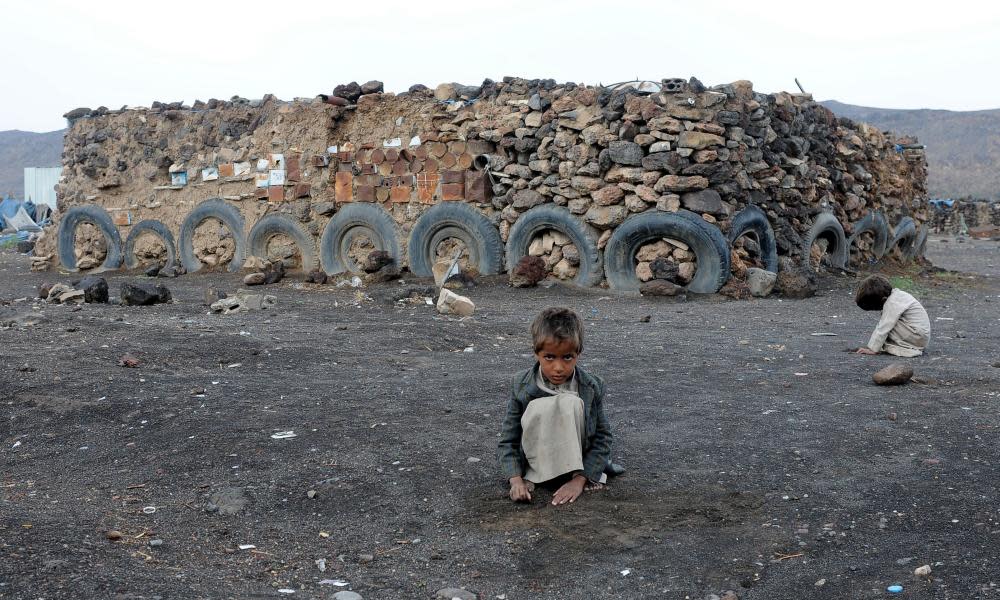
top-left (552, 474), bottom-right (587, 505)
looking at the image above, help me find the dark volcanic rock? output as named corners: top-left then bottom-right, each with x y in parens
top-left (364, 251), bottom-right (394, 274)
top-left (510, 256), bottom-right (546, 288)
top-left (120, 282), bottom-right (172, 306)
top-left (775, 267), bottom-right (817, 299)
top-left (640, 279), bottom-right (685, 297)
top-left (78, 276), bottom-right (109, 304)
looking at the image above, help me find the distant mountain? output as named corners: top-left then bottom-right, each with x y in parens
top-left (821, 100), bottom-right (1000, 200)
top-left (0, 130), bottom-right (64, 198)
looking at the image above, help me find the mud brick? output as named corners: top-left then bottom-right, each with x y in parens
top-left (441, 170), bottom-right (465, 184)
top-left (441, 182), bottom-right (465, 201)
top-left (112, 211), bottom-right (131, 226)
top-left (390, 186), bottom-right (411, 203)
top-left (256, 187), bottom-right (269, 200)
top-left (376, 187), bottom-right (391, 202)
top-left (293, 182), bottom-right (311, 199)
top-left (417, 172), bottom-right (440, 204)
top-left (268, 186), bottom-right (285, 202)
top-left (337, 161), bottom-right (353, 173)
top-left (335, 172), bottom-right (353, 202)
top-left (337, 151), bottom-right (354, 163)
top-left (359, 163), bottom-right (375, 175)
top-left (286, 154), bottom-right (301, 181)
top-left (218, 163), bottom-right (235, 177)
top-left (355, 174), bottom-right (373, 187)
top-left (465, 171), bottom-right (491, 204)
top-left (398, 174), bottom-right (414, 186)
top-left (352, 184), bottom-right (373, 202)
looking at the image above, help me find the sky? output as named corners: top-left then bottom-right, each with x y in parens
top-left (3, 0), bottom-right (999, 132)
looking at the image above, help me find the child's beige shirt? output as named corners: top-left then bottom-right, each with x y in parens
top-left (867, 289), bottom-right (931, 357)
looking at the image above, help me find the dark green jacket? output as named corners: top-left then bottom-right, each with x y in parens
top-left (497, 364), bottom-right (612, 482)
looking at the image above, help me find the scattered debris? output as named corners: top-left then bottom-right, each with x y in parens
top-left (437, 288), bottom-right (475, 317)
top-left (271, 431), bottom-right (297, 439)
top-left (118, 354), bottom-right (140, 368)
top-left (210, 289), bottom-right (276, 314)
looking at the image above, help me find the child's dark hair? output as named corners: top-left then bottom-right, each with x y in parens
top-left (855, 274), bottom-right (893, 311)
top-left (531, 307), bottom-right (584, 353)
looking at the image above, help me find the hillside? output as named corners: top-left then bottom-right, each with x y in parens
top-left (0, 130), bottom-right (64, 198)
top-left (822, 100), bottom-right (1000, 200)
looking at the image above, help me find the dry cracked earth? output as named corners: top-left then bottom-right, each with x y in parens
top-left (1, 236), bottom-right (999, 599)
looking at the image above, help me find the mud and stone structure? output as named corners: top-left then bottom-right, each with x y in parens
top-left (38, 76), bottom-right (929, 293)
top-left (928, 199), bottom-right (1000, 236)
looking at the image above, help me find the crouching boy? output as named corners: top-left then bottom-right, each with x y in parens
top-left (855, 274), bottom-right (931, 357)
top-left (497, 307), bottom-right (622, 506)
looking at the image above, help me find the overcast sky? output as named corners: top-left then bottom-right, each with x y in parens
top-left (4, 0), bottom-right (998, 132)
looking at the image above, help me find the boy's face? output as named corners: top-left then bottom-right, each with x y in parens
top-left (535, 337), bottom-right (579, 386)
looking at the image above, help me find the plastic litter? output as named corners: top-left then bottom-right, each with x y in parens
top-left (887, 584), bottom-right (903, 593)
top-left (271, 431), bottom-right (297, 439)
top-left (142, 506), bottom-right (156, 514)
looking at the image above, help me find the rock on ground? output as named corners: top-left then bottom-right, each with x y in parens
top-left (873, 363), bottom-right (914, 385)
top-left (120, 282), bottom-right (172, 306)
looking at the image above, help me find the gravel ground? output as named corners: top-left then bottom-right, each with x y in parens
top-left (2, 239), bottom-right (999, 600)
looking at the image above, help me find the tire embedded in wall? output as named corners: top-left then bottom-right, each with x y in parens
top-left (604, 211), bottom-right (730, 294)
top-left (247, 213), bottom-right (318, 273)
top-left (801, 212), bottom-right (848, 270)
top-left (504, 205), bottom-right (603, 287)
top-left (319, 203), bottom-right (400, 275)
top-left (407, 203), bottom-right (504, 277)
top-left (888, 216), bottom-right (917, 259)
top-left (177, 198), bottom-right (247, 274)
top-left (847, 211), bottom-right (890, 262)
top-left (123, 219), bottom-right (176, 271)
top-left (727, 205), bottom-right (779, 272)
top-left (57, 205), bottom-right (123, 272)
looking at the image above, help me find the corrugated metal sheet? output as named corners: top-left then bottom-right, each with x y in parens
top-left (23, 167), bottom-right (62, 208)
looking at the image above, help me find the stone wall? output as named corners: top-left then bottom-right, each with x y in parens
top-left (928, 199), bottom-right (1000, 234)
top-left (38, 75), bottom-right (928, 283)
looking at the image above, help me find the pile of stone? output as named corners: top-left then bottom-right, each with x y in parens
top-left (39, 276), bottom-right (109, 304)
top-left (527, 230), bottom-right (579, 280)
top-left (41, 74), bottom-right (928, 286)
top-left (634, 238), bottom-right (696, 285)
top-left (193, 222), bottom-right (235, 269)
top-left (73, 224), bottom-right (108, 270)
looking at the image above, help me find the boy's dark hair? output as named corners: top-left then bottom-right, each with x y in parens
top-left (531, 307), bottom-right (584, 353)
top-left (855, 274), bottom-right (893, 311)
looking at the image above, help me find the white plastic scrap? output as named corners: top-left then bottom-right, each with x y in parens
top-left (318, 580), bottom-right (349, 586)
top-left (271, 431), bottom-right (297, 439)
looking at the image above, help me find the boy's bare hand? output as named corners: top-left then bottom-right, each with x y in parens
top-left (552, 474), bottom-right (587, 505)
top-left (856, 347), bottom-right (878, 355)
top-left (509, 477), bottom-right (533, 502)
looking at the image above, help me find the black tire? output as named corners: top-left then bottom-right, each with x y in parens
top-left (247, 213), bottom-right (318, 272)
top-left (57, 205), bottom-right (123, 272)
top-left (888, 216), bottom-right (917, 259)
top-left (124, 219), bottom-right (176, 271)
top-left (408, 203), bottom-right (504, 277)
top-left (320, 203), bottom-right (400, 275)
top-left (846, 211), bottom-right (890, 265)
top-left (801, 212), bottom-right (847, 270)
top-left (727, 205), bottom-right (778, 272)
top-left (505, 205), bottom-right (603, 287)
top-left (604, 211), bottom-right (730, 294)
top-left (178, 198), bottom-right (247, 273)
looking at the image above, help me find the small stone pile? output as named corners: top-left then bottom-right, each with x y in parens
top-left (193, 221), bottom-right (235, 268)
top-left (527, 230), bottom-right (579, 280)
top-left (634, 237), bottom-right (696, 285)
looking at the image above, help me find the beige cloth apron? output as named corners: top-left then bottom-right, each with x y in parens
top-left (520, 370), bottom-right (606, 484)
top-left (885, 318), bottom-right (930, 357)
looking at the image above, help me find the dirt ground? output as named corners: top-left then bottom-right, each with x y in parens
top-left (2, 236), bottom-right (999, 599)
